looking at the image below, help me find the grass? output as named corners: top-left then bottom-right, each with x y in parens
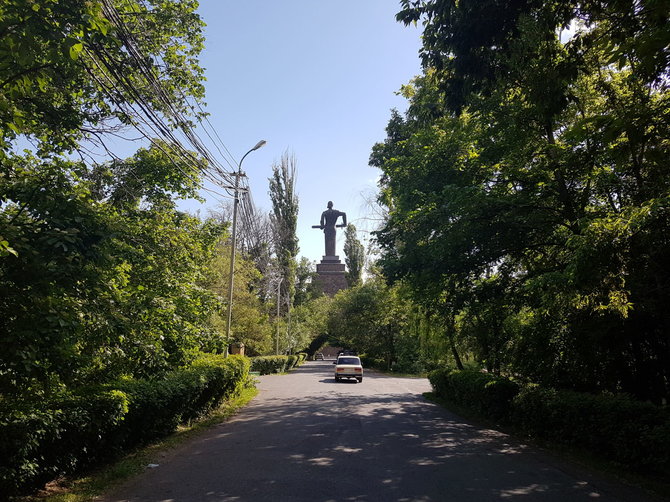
top-left (423, 391), bottom-right (670, 501)
top-left (19, 386), bottom-right (259, 502)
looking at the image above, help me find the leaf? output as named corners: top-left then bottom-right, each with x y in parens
top-left (69, 42), bottom-right (83, 60)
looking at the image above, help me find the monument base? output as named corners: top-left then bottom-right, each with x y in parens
top-left (315, 255), bottom-right (348, 296)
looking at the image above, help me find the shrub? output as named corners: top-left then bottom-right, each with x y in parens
top-left (286, 355), bottom-right (298, 370)
top-left (511, 385), bottom-right (670, 470)
top-left (359, 355), bottom-right (385, 370)
top-left (0, 354), bottom-right (249, 497)
top-left (428, 367), bottom-right (670, 472)
top-left (111, 354), bottom-right (249, 448)
top-left (251, 355), bottom-right (306, 375)
top-left (428, 369), bottom-right (519, 419)
top-left (0, 390), bottom-right (128, 497)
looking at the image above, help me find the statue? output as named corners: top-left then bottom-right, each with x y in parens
top-left (312, 201), bottom-right (347, 257)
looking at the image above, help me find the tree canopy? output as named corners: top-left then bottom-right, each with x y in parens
top-left (371, 0), bottom-right (670, 401)
top-left (0, 0), bottom-right (227, 397)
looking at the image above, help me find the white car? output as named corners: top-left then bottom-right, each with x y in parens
top-left (334, 356), bottom-right (363, 382)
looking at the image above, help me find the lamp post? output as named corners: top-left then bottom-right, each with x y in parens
top-left (225, 139), bottom-right (266, 357)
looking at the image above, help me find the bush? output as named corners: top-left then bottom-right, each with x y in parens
top-left (111, 354), bottom-right (249, 448)
top-left (286, 355), bottom-right (298, 370)
top-left (250, 356), bottom-right (286, 374)
top-left (250, 355), bottom-right (306, 375)
top-left (428, 367), bottom-right (670, 472)
top-left (0, 390), bottom-right (128, 497)
top-left (359, 355), bottom-right (385, 370)
top-left (0, 354), bottom-right (249, 497)
top-left (511, 385), bottom-right (670, 470)
top-left (428, 368), bottom-right (519, 419)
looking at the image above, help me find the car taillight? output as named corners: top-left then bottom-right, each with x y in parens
top-left (336, 368), bottom-right (344, 372)
top-left (355, 368), bottom-right (362, 372)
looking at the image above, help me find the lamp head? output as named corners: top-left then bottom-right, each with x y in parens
top-left (251, 140), bottom-right (267, 151)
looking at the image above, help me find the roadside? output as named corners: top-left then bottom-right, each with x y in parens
top-left (16, 387), bottom-right (258, 502)
top-left (424, 392), bottom-right (670, 501)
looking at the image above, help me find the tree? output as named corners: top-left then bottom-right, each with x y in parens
top-left (208, 242), bottom-right (273, 356)
top-left (0, 1), bottom-right (216, 396)
top-left (294, 256), bottom-right (322, 306)
top-left (0, 0), bottom-right (205, 156)
top-left (288, 295), bottom-right (332, 354)
top-left (370, 0), bottom-right (670, 400)
top-left (327, 280), bottom-right (408, 370)
top-left (268, 151), bottom-right (299, 313)
top-left (0, 146), bottom-right (224, 395)
top-left (344, 224), bottom-right (365, 287)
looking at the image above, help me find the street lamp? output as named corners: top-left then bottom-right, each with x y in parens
top-left (225, 139), bottom-right (266, 357)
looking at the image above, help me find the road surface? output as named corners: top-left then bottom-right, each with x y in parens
top-left (100, 360), bottom-right (660, 501)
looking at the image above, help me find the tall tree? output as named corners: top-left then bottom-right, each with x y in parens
top-left (268, 151), bottom-right (299, 313)
top-left (294, 257), bottom-right (322, 306)
top-left (344, 224), bottom-right (365, 287)
top-left (0, 0), bottom-right (211, 395)
top-left (371, 0), bottom-right (670, 401)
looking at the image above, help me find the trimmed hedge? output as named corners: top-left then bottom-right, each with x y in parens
top-left (511, 384), bottom-right (670, 469)
top-left (428, 368), bottom-right (670, 471)
top-left (250, 354), bottom-right (304, 375)
top-left (429, 369), bottom-right (519, 419)
top-left (0, 354), bottom-right (249, 497)
top-left (0, 390), bottom-right (128, 497)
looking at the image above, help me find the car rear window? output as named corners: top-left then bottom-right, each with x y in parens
top-left (338, 357), bottom-right (360, 365)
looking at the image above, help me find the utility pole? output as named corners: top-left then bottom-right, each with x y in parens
top-left (225, 139), bottom-right (266, 357)
top-left (275, 277), bottom-right (282, 355)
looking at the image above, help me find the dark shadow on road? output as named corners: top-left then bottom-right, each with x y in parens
top-left (102, 361), bottom-right (661, 502)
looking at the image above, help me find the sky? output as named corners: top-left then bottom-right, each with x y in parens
top-left (183, 1), bottom-right (423, 263)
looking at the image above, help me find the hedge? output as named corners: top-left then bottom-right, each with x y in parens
top-left (250, 354), bottom-right (305, 375)
top-left (510, 384), bottom-right (670, 469)
top-left (428, 368), bottom-right (670, 471)
top-left (0, 354), bottom-right (249, 497)
top-left (429, 369), bottom-right (519, 419)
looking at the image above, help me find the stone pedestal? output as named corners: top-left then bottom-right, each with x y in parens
top-left (315, 255), bottom-right (348, 296)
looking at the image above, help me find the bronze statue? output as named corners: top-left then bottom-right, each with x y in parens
top-left (312, 201), bottom-right (347, 256)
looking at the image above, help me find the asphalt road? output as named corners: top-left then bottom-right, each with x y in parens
top-left (100, 361), bottom-right (661, 502)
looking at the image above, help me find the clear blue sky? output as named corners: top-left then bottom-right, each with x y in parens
top-left (188, 1), bottom-right (422, 263)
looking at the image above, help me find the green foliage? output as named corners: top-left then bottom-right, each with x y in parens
top-left (208, 245), bottom-right (273, 355)
top-left (511, 385), bottom-right (670, 470)
top-left (428, 368), bottom-right (520, 419)
top-left (328, 280), bottom-right (407, 370)
top-left (111, 354), bottom-right (249, 446)
top-left (0, 150), bottom-right (226, 395)
top-left (250, 355), bottom-right (302, 375)
top-left (326, 280), bottom-right (449, 373)
top-left (428, 368), bottom-right (670, 471)
top-left (0, 0), bottom-right (220, 397)
top-left (290, 295), bottom-right (332, 354)
top-left (373, 0), bottom-right (670, 401)
top-left (293, 257), bottom-right (322, 306)
top-left (0, 354), bottom-right (249, 497)
top-left (344, 224), bottom-right (365, 287)
top-left (0, 0), bottom-right (205, 154)
top-left (0, 390), bottom-right (128, 496)
top-left (269, 152), bottom-right (299, 312)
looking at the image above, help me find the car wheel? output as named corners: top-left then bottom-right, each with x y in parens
top-left (357, 377), bottom-right (362, 382)
top-left (335, 376), bottom-right (340, 382)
